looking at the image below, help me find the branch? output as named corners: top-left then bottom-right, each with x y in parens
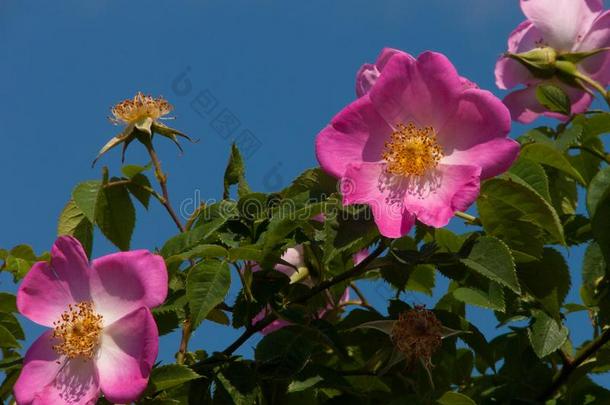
top-left (538, 327), bottom-right (610, 401)
top-left (144, 141), bottom-right (186, 233)
top-left (219, 243), bottom-right (387, 356)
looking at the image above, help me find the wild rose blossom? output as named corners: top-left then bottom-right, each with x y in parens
top-left (14, 236), bottom-right (167, 404)
top-left (251, 245), bottom-right (366, 334)
top-left (317, 49), bottom-right (519, 238)
top-left (495, 0), bottom-right (610, 123)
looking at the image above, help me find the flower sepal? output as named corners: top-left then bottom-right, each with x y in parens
top-left (506, 47), bottom-right (558, 79)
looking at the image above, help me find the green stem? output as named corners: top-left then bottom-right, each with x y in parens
top-left (575, 73), bottom-right (610, 108)
top-left (569, 145), bottom-right (610, 164)
top-left (218, 243), bottom-right (387, 356)
top-left (143, 141), bottom-right (186, 233)
top-left (538, 327), bottom-right (610, 400)
top-left (454, 211), bottom-right (482, 226)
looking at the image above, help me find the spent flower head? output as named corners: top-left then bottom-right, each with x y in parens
top-left (93, 92), bottom-right (194, 166)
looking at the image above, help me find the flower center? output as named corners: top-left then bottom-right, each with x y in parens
top-left (382, 123), bottom-right (444, 177)
top-left (52, 302), bottom-right (103, 360)
top-left (111, 92), bottom-right (172, 124)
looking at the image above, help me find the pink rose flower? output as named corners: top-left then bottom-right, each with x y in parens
top-left (14, 236), bottom-right (167, 404)
top-left (251, 245), bottom-right (359, 335)
top-left (496, 0), bottom-right (610, 123)
top-left (317, 50), bottom-right (519, 238)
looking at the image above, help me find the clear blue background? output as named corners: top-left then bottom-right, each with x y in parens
top-left (1, 0), bottom-right (608, 388)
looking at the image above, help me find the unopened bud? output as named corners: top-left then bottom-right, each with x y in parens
top-left (507, 47), bottom-right (558, 78)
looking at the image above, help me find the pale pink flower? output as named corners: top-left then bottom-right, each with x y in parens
top-left (496, 0), bottom-right (610, 123)
top-left (317, 50), bottom-right (519, 238)
top-left (14, 236), bottom-right (167, 405)
top-left (251, 245), bottom-right (361, 334)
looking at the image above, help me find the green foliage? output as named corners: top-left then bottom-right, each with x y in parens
top-left (535, 84), bottom-right (572, 116)
top-left (186, 260), bottom-right (231, 329)
top-left (4, 85), bottom-right (610, 405)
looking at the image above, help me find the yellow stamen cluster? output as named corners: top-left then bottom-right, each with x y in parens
top-left (391, 307), bottom-right (442, 367)
top-left (52, 302), bottom-right (103, 360)
top-left (382, 123), bottom-right (444, 177)
top-left (111, 92), bottom-right (172, 124)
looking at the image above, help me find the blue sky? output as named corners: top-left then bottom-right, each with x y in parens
top-left (1, 0), bottom-right (608, 388)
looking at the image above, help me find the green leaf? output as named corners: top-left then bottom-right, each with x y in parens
top-left (437, 391), bottom-right (476, 405)
top-left (72, 180), bottom-right (102, 222)
top-left (161, 202), bottom-right (236, 257)
top-left (121, 163), bottom-right (151, 178)
top-left (520, 143), bottom-right (585, 185)
top-left (165, 244), bottom-right (228, 266)
top-left (453, 283), bottom-right (505, 312)
top-left (547, 168), bottom-right (578, 216)
top-left (518, 248), bottom-right (571, 316)
top-left (569, 136), bottom-right (604, 184)
top-left (215, 362), bottom-right (260, 405)
top-left (95, 183), bottom-right (135, 251)
top-left (0, 293), bottom-right (17, 313)
top-left (57, 200), bottom-right (93, 257)
top-left (186, 260), bottom-right (231, 329)
top-left (127, 173), bottom-right (152, 209)
top-left (535, 84), bottom-right (571, 116)
top-left (574, 111), bottom-right (610, 141)
top-left (581, 242), bottom-right (606, 307)
top-left (0, 324), bottom-right (20, 349)
top-left (508, 157), bottom-right (551, 202)
top-left (255, 326), bottom-right (316, 378)
top-left (406, 264), bottom-right (436, 295)
top-left (150, 364), bottom-right (200, 392)
top-left (223, 143), bottom-right (251, 199)
top-left (478, 176), bottom-right (565, 246)
top-left (528, 310), bottom-right (568, 358)
top-left (461, 236), bottom-right (520, 294)
top-left (587, 166), bottom-right (610, 218)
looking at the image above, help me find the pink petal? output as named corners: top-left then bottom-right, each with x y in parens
top-left (495, 20), bottom-right (543, 89)
top-left (355, 48), bottom-right (407, 97)
top-left (275, 246), bottom-right (305, 278)
top-left (90, 250), bottom-right (167, 324)
top-left (316, 94), bottom-right (392, 178)
top-left (342, 162), bottom-right (415, 238)
top-left (578, 11), bottom-right (610, 84)
top-left (353, 249), bottom-right (369, 266)
top-left (442, 138), bottom-right (520, 180)
top-left (96, 307), bottom-right (158, 404)
top-left (17, 262), bottom-right (74, 327)
top-left (403, 164), bottom-right (482, 228)
top-left (50, 236), bottom-right (91, 299)
top-left (17, 236), bottom-right (92, 327)
top-left (14, 330), bottom-right (64, 404)
top-left (252, 307), bottom-right (292, 335)
top-left (369, 51), bottom-right (463, 130)
top-left (32, 360), bottom-right (99, 405)
top-left (503, 84), bottom-right (592, 124)
top-left (520, 0), bottom-right (603, 50)
top-left (438, 88), bottom-right (518, 179)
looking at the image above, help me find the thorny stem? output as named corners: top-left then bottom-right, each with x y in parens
top-left (141, 140), bottom-right (192, 363)
top-left (538, 327), bottom-right (610, 401)
top-left (218, 243), bottom-right (387, 356)
top-left (569, 145), bottom-right (610, 164)
top-left (144, 141), bottom-right (186, 233)
top-left (349, 282), bottom-right (374, 310)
